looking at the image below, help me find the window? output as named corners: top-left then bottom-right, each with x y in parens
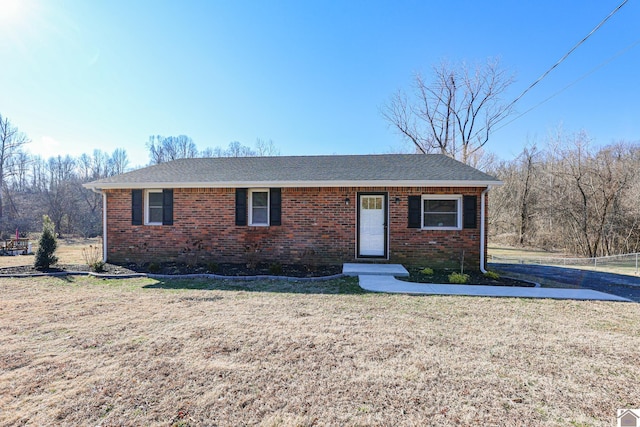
top-left (422, 195), bottom-right (462, 230)
top-left (132, 189), bottom-right (173, 226)
top-left (236, 188), bottom-right (281, 227)
top-left (249, 189), bottom-right (269, 226)
top-left (361, 196), bottom-right (382, 210)
top-left (146, 190), bottom-right (163, 225)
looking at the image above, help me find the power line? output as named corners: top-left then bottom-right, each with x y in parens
top-left (505, 0), bottom-right (629, 112)
top-left (496, 37), bottom-right (640, 132)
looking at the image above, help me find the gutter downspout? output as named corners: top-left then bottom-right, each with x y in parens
top-left (480, 186), bottom-right (491, 273)
top-left (89, 187), bottom-right (107, 263)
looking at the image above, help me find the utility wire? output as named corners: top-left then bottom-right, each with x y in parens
top-left (505, 0), bottom-right (629, 112)
top-left (496, 37), bottom-right (640, 132)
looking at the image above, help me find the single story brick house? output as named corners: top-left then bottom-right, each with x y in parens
top-left (83, 154), bottom-right (501, 270)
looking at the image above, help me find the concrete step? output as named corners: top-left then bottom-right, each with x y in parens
top-left (342, 263), bottom-right (409, 277)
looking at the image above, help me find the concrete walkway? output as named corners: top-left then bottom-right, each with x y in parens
top-left (342, 263), bottom-right (630, 302)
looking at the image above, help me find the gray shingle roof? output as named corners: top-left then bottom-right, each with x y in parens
top-left (84, 154), bottom-right (501, 189)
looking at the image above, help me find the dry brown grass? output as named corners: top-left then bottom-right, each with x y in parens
top-left (0, 237), bottom-right (101, 268)
top-left (1, 276), bottom-right (639, 426)
top-left (489, 244), bottom-right (640, 277)
top-left (488, 244), bottom-right (563, 259)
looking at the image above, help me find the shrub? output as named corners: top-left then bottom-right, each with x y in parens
top-left (181, 238), bottom-right (204, 267)
top-left (483, 270), bottom-right (500, 280)
top-left (207, 262), bottom-right (219, 273)
top-left (244, 243), bottom-right (261, 269)
top-left (302, 247), bottom-right (318, 272)
top-left (448, 272), bottom-right (469, 284)
top-left (82, 245), bottom-right (105, 272)
top-left (419, 267), bottom-right (434, 275)
top-left (34, 216), bottom-right (58, 270)
top-left (269, 262), bottom-right (283, 276)
top-left (147, 262), bottom-right (160, 273)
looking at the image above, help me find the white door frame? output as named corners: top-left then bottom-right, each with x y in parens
top-left (356, 192), bottom-right (388, 259)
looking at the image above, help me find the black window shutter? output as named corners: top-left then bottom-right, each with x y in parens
top-left (463, 195), bottom-right (477, 229)
top-left (132, 189), bottom-right (143, 225)
top-left (269, 188), bottom-right (281, 226)
top-left (407, 195), bottom-right (421, 228)
top-left (236, 188), bottom-right (247, 226)
top-left (162, 189), bottom-right (173, 225)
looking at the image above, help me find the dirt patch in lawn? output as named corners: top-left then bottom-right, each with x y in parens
top-left (1, 276), bottom-right (638, 426)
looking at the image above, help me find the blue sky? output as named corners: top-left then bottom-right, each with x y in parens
top-left (1, 0), bottom-right (638, 168)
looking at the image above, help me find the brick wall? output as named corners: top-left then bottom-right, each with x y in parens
top-left (105, 186), bottom-right (487, 269)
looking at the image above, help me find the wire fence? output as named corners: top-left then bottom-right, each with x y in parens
top-left (490, 252), bottom-right (640, 276)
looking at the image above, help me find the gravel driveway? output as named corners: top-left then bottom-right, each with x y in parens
top-left (490, 263), bottom-right (640, 302)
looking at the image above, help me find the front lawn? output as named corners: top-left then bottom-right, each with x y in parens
top-left (1, 276), bottom-right (638, 426)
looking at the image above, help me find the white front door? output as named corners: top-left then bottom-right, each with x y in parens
top-left (358, 194), bottom-right (386, 257)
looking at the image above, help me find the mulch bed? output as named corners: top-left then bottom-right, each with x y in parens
top-left (126, 262), bottom-right (342, 278)
top-left (0, 262), bottom-right (342, 278)
top-left (0, 263), bottom-right (138, 276)
top-left (0, 262), bottom-right (533, 285)
top-left (400, 267), bottom-right (536, 287)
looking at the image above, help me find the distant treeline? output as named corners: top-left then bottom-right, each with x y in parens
top-left (489, 132), bottom-right (640, 257)
top-left (0, 133), bottom-right (278, 239)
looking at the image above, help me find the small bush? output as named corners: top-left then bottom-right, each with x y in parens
top-left (269, 262), bottom-right (283, 276)
top-left (90, 260), bottom-right (105, 273)
top-left (484, 270), bottom-right (500, 280)
top-left (448, 272), bottom-right (469, 284)
top-left (34, 216), bottom-right (58, 270)
top-left (148, 262), bottom-right (160, 273)
top-left (207, 262), bottom-right (219, 273)
top-left (82, 245), bottom-right (105, 272)
top-left (302, 247), bottom-right (318, 272)
top-left (182, 238), bottom-right (205, 267)
top-left (419, 267), bottom-right (434, 275)
top-left (244, 243), bottom-right (261, 269)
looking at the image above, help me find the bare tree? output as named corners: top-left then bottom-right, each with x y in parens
top-left (492, 130), bottom-right (640, 256)
top-left (7, 150), bottom-right (30, 193)
top-left (44, 155), bottom-right (78, 236)
top-left (383, 58), bottom-right (514, 165)
top-left (255, 138), bottom-right (280, 156)
top-left (110, 148), bottom-right (129, 175)
top-left (515, 145), bottom-right (540, 245)
top-left (78, 150), bottom-right (111, 181)
top-left (30, 155), bottom-right (48, 191)
top-left (0, 114), bottom-right (30, 223)
top-left (488, 144), bottom-right (542, 247)
top-left (162, 138), bottom-right (281, 160)
top-left (147, 135), bottom-right (198, 164)
top-left (225, 141), bottom-right (255, 157)
top-left (200, 146), bottom-right (221, 157)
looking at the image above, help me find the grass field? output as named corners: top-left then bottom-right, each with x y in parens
top-left (489, 245), bottom-right (640, 277)
top-left (488, 245), bottom-right (562, 259)
top-left (1, 276), bottom-right (639, 426)
top-left (0, 237), bottom-right (101, 268)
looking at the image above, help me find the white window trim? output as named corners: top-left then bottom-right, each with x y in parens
top-left (249, 189), bottom-right (270, 226)
top-left (421, 194), bottom-right (462, 230)
top-left (145, 189), bottom-right (163, 225)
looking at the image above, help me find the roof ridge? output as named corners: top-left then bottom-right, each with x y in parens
top-left (84, 153), bottom-right (501, 190)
